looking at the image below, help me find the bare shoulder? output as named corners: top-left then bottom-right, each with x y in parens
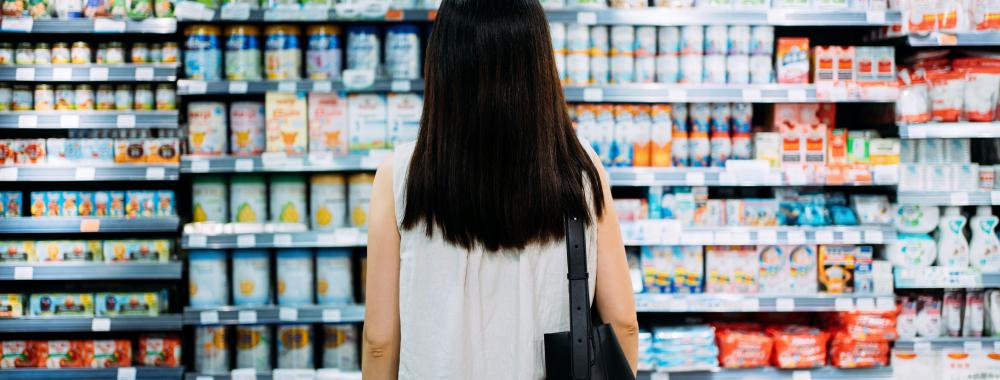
top-left (373, 155), bottom-right (395, 191)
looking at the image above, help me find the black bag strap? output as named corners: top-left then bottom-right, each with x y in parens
top-left (565, 216), bottom-right (592, 380)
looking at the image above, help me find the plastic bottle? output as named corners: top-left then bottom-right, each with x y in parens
top-left (937, 206), bottom-right (970, 268)
top-left (970, 206), bottom-right (1000, 271)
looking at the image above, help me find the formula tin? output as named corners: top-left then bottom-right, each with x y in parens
top-left (656, 54), bottom-right (679, 83)
top-left (195, 326), bottom-right (229, 374)
top-left (187, 102), bottom-right (227, 156)
top-left (12, 85), bottom-right (31, 111)
top-left (236, 325), bottom-right (272, 371)
top-left (185, 25), bottom-right (222, 80)
top-left (51, 42), bottom-right (70, 64)
top-left (317, 249), bottom-right (353, 305)
top-left (704, 25), bottom-right (727, 55)
top-left (657, 26), bottom-right (680, 55)
top-left (728, 25), bottom-right (750, 55)
top-left (105, 42), bottom-right (125, 64)
top-left (306, 24), bottom-right (343, 80)
top-left (727, 54), bottom-right (750, 85)
top-left (71, 41), bottom-right (90, 64)
top-left (230, 175), bottom-right (266, 223)
top-left (225, 25), bottom-right (262, 81)
top-left (749, 55), bottom-right (773, 84)
top-left (155, 84), bottom-right (175, 110)
top-left (114, 84), bottom-right (132, 111)
top-left (15, 43), bottom-right (33, 65)
top-left (134, 84), bottom-right (154, 110)
top-left (131, 43), bottom-right (149, 64)
top-left (750, 26), bottom-right (774, 55)
top-left (590, 26), bottom-right (609, 84)
top-left (307, 92), bottom-right (349, 154)
top-left (348, 173), bottom-right (374, 229)
top-left (680, 26), bottom-right (703, 55)
top-left (0, 43), bottom-right (12, 65)
top-left (346, 26), bottom-right (380, 71)
top-left (277, 324), bottom-right (313, 369)
top-left (323, 324), bottom-right (358, 370)
top-left (192, 176), bottom-right (227, 223)
top-left (34, 84), bottom-right (54, 111)
top-left (229, 101), bottom-right (265, 155)
top-left (189, 250), bottom-right (228, 307)
top-left (233, 250), bottom-right (270, 306)
top-left (270, 174), bottom-right (306, 224)
top-left (610, 26), bottom-right (634, 84)
top-left (679, 54), bottom-right (702, 84)
top-left (567, 50), bottom-right (590, 85)
top-left (0, 84), bottom-right (10, 111)
top-left (386, 24), bottom-right (421, 80)
top-left (96, 85), bottom-right (115, 110)
top-left (704, 54), bottom-right (726, 84)
top-left (265, 24), bottom-right (301, 80)
top-left (276, 249), bottom-right (314, 306)
top-left (54, 85), bottom-right (74, 111)
top-left (310, 174), bottom-right (347, 231)
top-left (710, 103), bottom-right (731, 134)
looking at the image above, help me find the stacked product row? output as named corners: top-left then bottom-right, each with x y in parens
top-left (1, 0), bottom-right (175, 18)
top-left (0, 336), bottom-right (181, 369)
top-left (0, 239), bottom-right (171, 262)
top-left (192, 174), bottom-right (371, 229)
top-left (188, 249), bottom-right (355, 307)
top-left (0, 291), bottom-right (168, 317)
top-left (902, 1), bottom-right (1000, 34)
top-left (185, 0), bottom-right (436, 11)
top-left (0, 83), bottom-right (177, 111)
top-left (194, 324), bottom-right (357, 374)
top-left (0, 41), bottom-right (179, 65)
top-left (185, 24), bottom-right (421, 81)
top-left (541, 0), bottom-right (891, 9)
top-left (0, 132), bottom-right (181, 166)
top-left (897, 289), bottom-right (1000, 339)
top-left (550, 24), bottom-right (775, 85)
top-left (887, 205), bottom-right (1000, 271)
top-left (0, 189), bottom-right (176, 218)
top-left (636, 244), bottom-right (890, 295)
top-left (897, 56), bottom-right (1000, 124)
top-left (898, 138), bottom-right (999, 192)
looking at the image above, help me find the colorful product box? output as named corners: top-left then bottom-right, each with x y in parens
top-left (114, 139), bottom-right (147, 163)
top-left (61, 192), bottom-right (79, 217)
top-left (707, 246), bottom-right (759, 293)
top-left (776, 37), bottom-right (810, 84)
top-left (35, 241), bottom-right (102, 262)
top-left (102, 240), bottom-right (171, 262)
top-left (613, 105), bottom-right (636, 167)
top-left (108, 191), bottom-right (126, 217)
top-left (819, 245), bottom-right (857, 293)
top-left (0, 294), bottom-right (24, 317)
top-left (77, 192), bottom-right (96, 217)
top-left (95, 292), bottom-right (160, 317)
top-left (803, 124), bottom-right (828, 165)
top-left (0, 241), bottom-right (34, 262)
top-left (758, 245), bottom-right (790, 294)
top-left (387, 93), bottom-right (423, 148)
top-left (91, 339), bottom-right (132, 368)
top-left (45, 340), bottom-right (92, 368)
top-left (308, 92), bottom-right (349, 156)
top-left (348, 94), bottom-right (389, 152)
top-left (813, 46), bottom-right (837, 83)
top-left (0, 341), bottom-right (45, 368)
top-left (139, 335), bottom-right (182, 367)
top-left (854, 246), bottom-right (874, 294)
top-left (594, 104), bottom-right (616, 166)
top-left (12, 139), bottom-right (45, 164)
top-left (265, 92), bottom-right (309, 155)
top-left (155, 191), bottom-right (175, 216)
top-left (145, 139), bottom-right (180, 164)
top-left (1, 192), bottom-right (21, 217)
top-left (650, 104), bottom-right (673, 167)
top-left (785, 244), bottom-right (818, 294)
top-left (641, 246), bottom-right (704, 294)
top-left (29, 293), bottom-right (94, 317)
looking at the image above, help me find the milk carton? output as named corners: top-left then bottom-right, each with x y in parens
top-left (595, 105), bottom-right (616, 166)
top-left (650, 105), bottom-right (673, 167)
top-left (308, 92), bottom-right (349, 156)
top-left (265, 92), bottom-right (308, 155)
top-left (348, 94), bottom-right (388, 152)
top-left (776, 37), bottom-right (810, 84)
top-left (387, 93), bottom-right (423, 148)
top-left (632, 105), bottom-right (653, 167)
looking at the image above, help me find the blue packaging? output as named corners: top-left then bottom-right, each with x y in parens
top-left (386, 24), bottom-right (421, 80)
top-left (188, 250), bottom-right (229, 308)
top-left (317, 249), bottom-right (354, 305)
top-left (347, 26), bottom-right (381, 71)
top-left (277, 249), bottom-right (315, 306)
top-left (184, 27), bottom-right (222, 80)
top-left (233, 249), bottom-right (271, 306)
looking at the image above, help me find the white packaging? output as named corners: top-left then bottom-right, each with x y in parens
top-left (749, 26), bottom-right (774, 56)
top-left (955, 164), bottom-right (980, 191)
top-left (348, 94), bottom-right (388, 152)
top-left (635, 56), bottom-right (656, 83)
top-left (316, 249), bottom-right (354, 305)
top-left (196, 327), bottom-right (229, 374)
top-left (276, 249), bottom-right (315, 306)
top-left (591, 26), bottom-right (609, 55)
top-left (566, 23), bottom-right (590, 53)
top-left (925, 164), bottom-right (954, 192)
top-left (728, 25), bottom-right (750, 55)
top-left (611, 26), bottom-right (636, 84)
top-left (276, 325), bottom-right (313, 369)
top-left (899, 164), bottom-right (924, 191)
top-left (945, 138), bottom-right (971, 163)
top-left (704, 25), bottom-right (728, 55)
top-left (757, 245), bottom-right (789, 294)
top-left (232, 250), bottom-right (271, 306)
top-left (387, 93), bottom-right (423, 148)
top-left (591, 26), bottom-right (610, 84)
top-left (311, 174), bottom-right (347, 231)
top-left (656, 54), bottom-right (679, 83)
top-left (726, 55), bottom-right (750, 84)
top-left (657, 26), bottom-right (680, 55)
top-left (680, 26), bottom-right (704, 55)
top-left (749, 55), bottom-right (773, 84)
top-left (189, 250), bottom-right (229, 308)
top-left (900, 139), bottom-right (918, 163)
top-left (916, 296), bottom-right (943, 338)
top-left (611, 55), bottom-right (635, 84)
top-left (680, 54), bottom-right (703, 84)
top-left (964, 71), bottom-right (1000, 122)
top-left (918, 138), bottom-right (946, 164)
top-left (636, 26), bottom-right (657, 57)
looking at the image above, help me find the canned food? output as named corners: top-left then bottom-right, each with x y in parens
top-left (12, 85), bottom-right (32, 111)
top-left (0, 42), bottom-right (12, 65)
top-left (189, 250), bottom-right (229, 307)
top-left (114, 84), bottom-right (132, 111)
top-left (15, 43), bottom-right (33, 65)
top-left (34, 84), bottom-right (54, 111)
top-left (225, 25), bottom-right (262, 80)
top-left (33, 43), bottom-right (51, 64)
top-left (149, 43), bottom-right (162, 63)
top-left (276, 324), bottom-right (313, 369)
top-left (134, 84), bottom-right (154, 110)
top-left (71, 42), bottom-right (91, 64)
top-left (188, 102), bottom-right (227, 155)
top-left (195, 326), bottom-right (229, 374)
top-left (232, 249), bottom-right (270, 305)
top-left (386, 24), bottom-right (420, 80)
top-left (75, 84), bottom-right (94, 110)
top-left (51, 43), bottom-right (70, 64)
top-left (265, 25), bottom-right (301, 80)
top-left (192, 176), bottom-right (227, 223)
top-left (236, 325), bottom-right (271, 371)
top-left (161, 42), bottom-right (179, 64)
top-left (346, 26), bottom-right (380, 71)
top-left (106, 42), bottom-right (125, 64)
top-left (185, 25), bottom-right (222, 80)
top-left (276, 248), bottom-right (313, 306)
top-left (0, 84), bottom-right (10, 111)
top-left (54, 85), bottom-right (74, 110)
top-left (306, 24), bottom-right (342, 80)
top-left (131, 43), bottom-right (150, 64)
top-left (155, 84), bottom-right (176, 111)
top-left (96, 85), bottom-right (115, 110)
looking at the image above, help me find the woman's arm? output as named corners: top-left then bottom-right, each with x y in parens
top-left (362, 158), bottom-right (401, 379)
top-left (592, 164), bottom-right (640, 374)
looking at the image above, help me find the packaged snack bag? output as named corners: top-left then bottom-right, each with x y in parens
top-left (835, 310), bottom-right (900, 342)
top-left (714, 323), bottom-right (773, 368)
top-left (766, 325), bottom-right (830, 369)
top-left (829, 330), bottom-right (890, 368)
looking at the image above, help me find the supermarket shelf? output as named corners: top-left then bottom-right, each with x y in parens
top-left (606, 167), bottom-right (896, 187)
top-left (621, 222), bottom-right (894, 246)
top-left (546, 8), bottom-right (900, 26)
top-left (0, 315), bottom-right (183, 333)
top-left (900, 122), bottom-right (1000, 139)
top-left (0, 216), bottom-right (181, 234)
top-left (182, 154), bottom-right (378, 174)
top-left (0, 111), bottom-right (180, 129)
top-left (895, 338), bottom-right (1000, 353)
top-left (185, 370), bottom-right (357, 380)
top-left (0, 17), bottom-right (178, 34)
top-left (184, 305), bottom-right (365, 325)
top-left (183, 228), bottom-right (366, 249)
top-left (0, 165), bottom-right (179, 182)
top-left (908, 32), bottom-right (1000, 47)
top-left (1, 367), bottom-right (185, 380)
top-left (894, 267), bottom-right (1000, 289)
top-left (0, 263), bottom-right (182, 280)
top-left (635, 293), bottom-right (896, 313)
top-left (0, 64), bottom-right (178, 82)
top-left (185, 6), bottom-right (436, 22)
top-left (563, 84), bottom-right (896, 103)
top-left (636, 367), bottom-right (893, 380)
top-left (896, 191), bottom-right (999, 206)
top-left (176, 79), bottom-right (421, 95)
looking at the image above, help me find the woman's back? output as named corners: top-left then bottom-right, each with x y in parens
top-left (391, 142), bottom-right (597, 380)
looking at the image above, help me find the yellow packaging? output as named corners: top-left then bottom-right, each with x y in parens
top-left (0, 241), bottom-right (35, 262)
top-left (348, 174), bottom-right (374, 229)
top-left (0, 294), bottom-right (23, 317)
top-left (265, 92), bottom-right (308, 155)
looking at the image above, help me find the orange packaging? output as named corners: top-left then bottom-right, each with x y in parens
top-left (906, 0), bottom-right (938, 33)
top-left (92, 339), bottom-right (131, 368)
top-left (813, 46), bottom-right (837, 83)
top-left (715, 324), bottom-right (773, 368)
top-left (779, 122), bottom-right (803, 165)
top-left (972, 1), bottom-right (1000, 31)
top-left (836, 311), bottom-right (899, 342)
top-left (828, 129), bottom-right (848, 166)
top-left (829, 331), bottom-right (890, 368)
top-left (650, 104), bottom-right (672, 167)
top-left (803, 124), bottom-right (827, 165)
top-left (44, 340), bottom-right (92, 368)
top-left (633, 105), bottom-right (653, 167)
top-left (1, 341), bottom-right (48, 368)
top-left (766, 325), bottom-right (830, 369)
top-left (139, 335), bottom-right (182, 367)
top-left (776, 38), bottom-right (810, 84)
top-left (837, 46), bottom-right (855, 81)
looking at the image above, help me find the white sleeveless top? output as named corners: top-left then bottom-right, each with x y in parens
top-left (392, 142), bottom-right (598, 380)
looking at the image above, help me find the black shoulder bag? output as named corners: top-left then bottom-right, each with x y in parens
top-left (543, 216), bottom-right (635, 380)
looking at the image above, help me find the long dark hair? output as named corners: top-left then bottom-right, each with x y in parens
top-left (401, 0), bottom-right (606, 251)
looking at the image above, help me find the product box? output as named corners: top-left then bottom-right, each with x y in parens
top-left (785, 244), bottom-right (818, 294)
top-left (853, 246), bottom-right (874, 294)
top-left (0, 341), bottom-right (46, 368)
top-left (145, 139), bottom-right (180, 164)
top-left (92, 339), bottom-right (131, 368)
top-left (613, 105), bottom-right (636, 167)
top-left (813, 46), bottom-right (837, 83)
top-left (102, 240), bottom-right (171, 262)
top-left (743, 199), bottom-right (780, 226)
top-left (868, 138), bottom-right (900, 165)
top-left (114, 139), bottom-right (146, 163)
top-left (776, 37), bottom-right (810, 84)
top-left (642, 246), bottom-right (704, 294)
top-left (76, 192), bottom-right (95, 217)
top-left (187, 102), bottom-right (227, 156)
top-left (0, 294), bottom-right (24, 317)
top-left (308, 92), bottom-right (349, 156)
top-left (818, 245), bottom-right (856, 293)
top-left (828, 129), bottom-right (849, 166)
top-left (706, 246), bottom-right (732, 293)
top-left (650, 104), bottom-right (673, 167)
top-left (836, 46), bottom-right (855, 81)
top-left (138, 335), bottom-right (182, 367)
top-left (847, 133), bottom-right (869, 164)
top-left (594, 104), bottom-right (616, 166)
top-left (387, 93), bottom-right (423, 148)
top-left (44, 340), bottom-right (91, 368)
top-left (758, 245), bottom-right (790, 293)
top-left (125, 191), bottom-right (153, 217)
top-left (803, 124), bottom-right (828, 164)
top-left (29, 293), bottom-right (94, 317)
top-left (779, 122), bottom-right (804, 164)
top-left (35, 241), bottom-right (101, 262)
top-left (854, 47), bottom-right (876, 82)
top-left (348, 94), bottom-right (388, 152)
top-left (2, 191), bottom-right (21, 217)
top-left (632, 105), bottom-right (653, 167)
top-left (155, 190), bottom-right (175, 216)
top-left (732, 246), bottom-right (759, 293)
top-left (12, 139), bottom-right (45, 164)
top-left (754, 132), bottom-right (781, 168)
top-left (108, 191), bottom-right (126, 217)
top-left (0, 241), bottom-right (34, 262)
top-left (61, 192), bottom-right (79, 217)
top-left (86, 139), bottom-right (115, 164)
top-left (95, 292), bottom-right (160, 316)
top-left (265, 92), bottom-right (309, 155)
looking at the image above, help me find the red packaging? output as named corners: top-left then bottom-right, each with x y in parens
top-left (92, 339), bottom-right (131, 368)
top-left (1, 341), bottom-right (48, 368)
top-left (836, 311), bottom-right (899, 342)
top-left (139, 335), bottom-right (181, 367)
top-left (766, 325), bottom-right (830, 369)
top-left (715, 324), bottom-right (773, 368)
top-left (829, 331), bottom-right (890, 368)
top-left (44, 340), bottom-right (92, 368)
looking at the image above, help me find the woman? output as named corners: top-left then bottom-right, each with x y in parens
top-left (362, 0), bottom-right (639, 378)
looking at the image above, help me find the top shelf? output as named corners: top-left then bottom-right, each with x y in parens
top-left (0, 17), bottom-right (177, 34)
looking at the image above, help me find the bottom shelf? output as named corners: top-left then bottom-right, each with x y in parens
top-left (187, 369), bottom-right (360, 380)
top-left (638, 367), bottom-right (892, 380)
top-left (1, 367), bottom-right (184, 380)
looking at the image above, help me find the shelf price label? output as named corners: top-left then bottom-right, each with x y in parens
top-left (914, 341), bottom-right (932, 353)
top-left (856, 298), bottom-right (876, 311)
top-left (237, 235), bottom-right (256, 248)
top-left (234, 158), bottom-right (255, 172)
top-left (313, 81), bottom-right (333, 92)
top-left (190, 160), bottom-right (210, 173)
top-left (18, 115), bottom-right (37, 129)
top-left (792, 370), bottom-right (811, 380)
top-left (94, 18), bottom-right (126, 33)
top-left (199, 311), bottom-right (220, 324)
top-left (877, 297), bottom-right (895, 311)
top-left (685, 172), bottom-right (705, 186)
top-left (231, 368), bottom-right (258, 380)
top-left (834, 298), bottom-right (855, 311)
top-left (0, 167), bottom-right (17, 181)
top-left (965, 341), bottom-right (984, 353)
top-left (116, 367), bottom-right (137, 380)
top-left (775, 298), bottom-right (795, 312)
top-left (322, 309), bottom-right (342, 323)
top-left (951, 192), bottom-right (970, 205)
top-left (742, 88), bottom-right (762, 102)
top-left (279, 307), bottom-right (298, 321)
top-left (343, 69), bottom-right (376, 90)
top-left (740, 299), bottom-right (760, 312)
top-left (864, 230), bottom-right (885, 244)
top-left (220, 3), bottom-right (252, 20)
top-left (79, 219), bottom-right (100, 232)
top-left (228, 81), bottom-right (249, 94)
top-left (866, 10), bottom-right (886, 24)
top-left (60, 115), bottom-right (79, 128)
top-left (238, 310), bottom-right (257, 324)
top-left (1, 17), bottom-right (33, 32)
top-left (277, 81), bottom-right (297, 93)
top-left (758, 230), bottom-right (778, 245)
top-left (992, 191), bottom-right (1000, 205)
top-left (650, 373), bottom-right (670, 380)
top-left (788, 88), bottom-right (808, 102)
top-left (145, 167), bottom-right (166, 180)
top-left (842, 231), bottom-right (862, 244)
top-left (391, 80), bottom-right (412, 93)
top-left (667, 88), bottom-right (687, 102)
top-left (582, 88), bottom-right (603, 102)
top-left (13, 266), bottom-right (33, 280)
top-left (75, 167), bottom-right (96, 180)
top-left (786, 231), bottom-right (807, 245)
top-left (116, 114), bottom-right (136, 128)
top-left (576, 11), bottom-right (597, 25)
top-left (274, 234), bottom-right (293, 247)
top-left (89, 67), bottom-right (109, 81)
top-left (184, 80), bottom-right (208, 94)
top-left (52, 67), bottom-right (72, 81)
top-left (91, 317), bottom-right (111, 332)
top-left (815, 230), bottom-right (835, 244)
top-left (188, 235), bottom-right (208, 248)
top-left (15, 67), bottom-right (34, 81)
